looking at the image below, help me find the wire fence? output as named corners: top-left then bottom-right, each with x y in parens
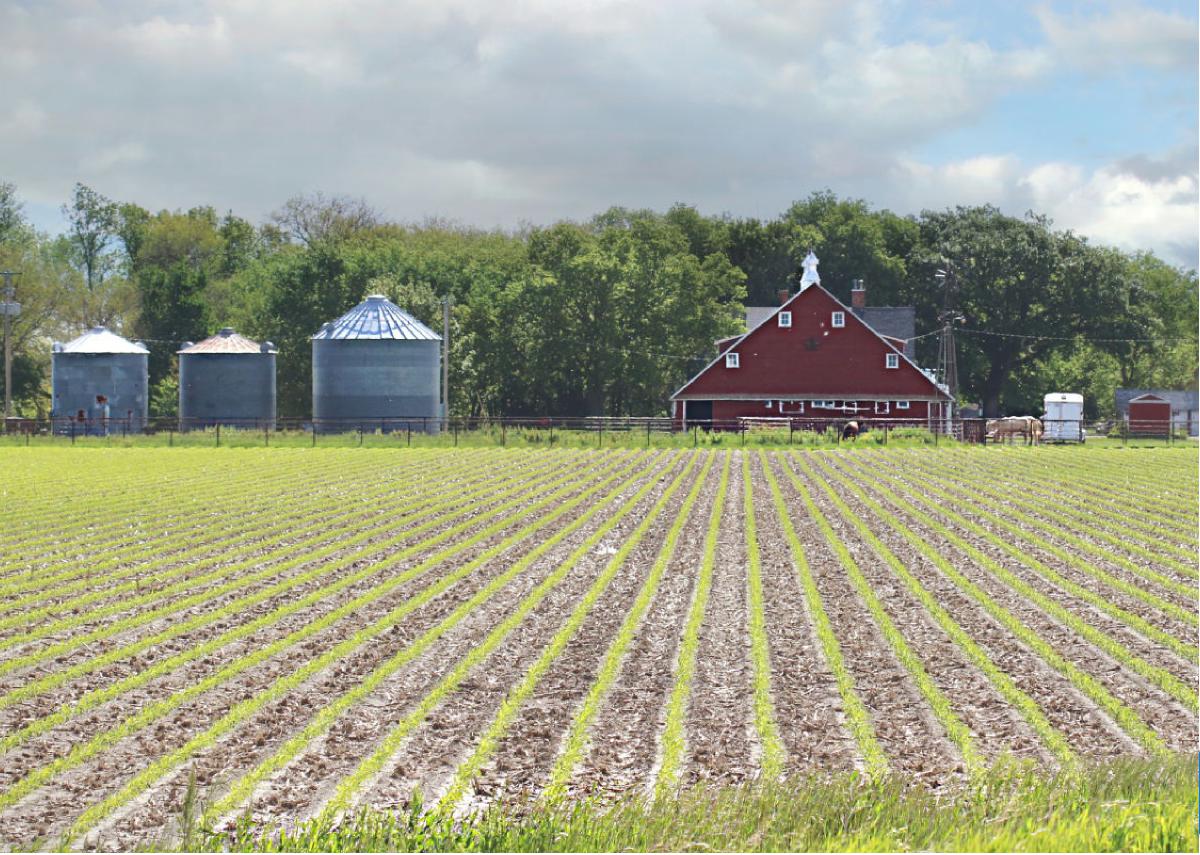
top-left (0, 415), bottom-right (1193, 448)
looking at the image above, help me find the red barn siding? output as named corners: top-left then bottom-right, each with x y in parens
top-left (1128, 398), bottom-right (1171, 435)
top-left (671, 284), bottom-right (947, 428)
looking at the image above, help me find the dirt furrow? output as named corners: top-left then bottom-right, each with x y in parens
top-left (765, 454), bottom-right (962, 782)
top-left (786, 455), bottom-right (1051, 767)
top-left (830, 457), bottom-right (1198, 750)
top-left (362, 459), bottom-right (701, 816)
top-left (562, 462), bottom-right (717, 799)
top-left (819, 461), bottom-right (1142, 759)
top-left (0, 460), bottom-right (658, 849)
top-left (90, 455), bottom-right (679, 849)
top-left (679, 457), bottom-right (755, 787)
top-left (746, 458), bottom-right (858, 775)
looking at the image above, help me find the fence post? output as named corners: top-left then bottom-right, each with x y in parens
top-left (312, 425), bottom-right (316, 447)
top-left (741, 425), bottom-right (746, 447)
top-left (884, 424), bottom-right (889, 446)
top-left (788, 424), bottom-right (793, 445)
top-left (646, 421), bottom-right (651, 448)
top-left (71, 422), bottom-right (75, 445)
top-left (169, 429), bottom-right (173, 447)
top-left (359, 427), bottom-right (363, 447)
top-left (407, 425), bottom-right (412, 447)
top-left (264, 421), bottom-right (269, 447)
top-left (216, 423), bottom-right (220, 448)
top-left (501, 423), bottom-right (506, 446)
top-left (933, 425), bottom-right (938, 447)
top-left (693, 425), bottom-right (697, 447)
top-left (598, 422), bottom-right (603, 448)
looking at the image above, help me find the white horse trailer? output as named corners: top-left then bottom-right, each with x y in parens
top-left (1043, 392), bottom-right (1084, 442)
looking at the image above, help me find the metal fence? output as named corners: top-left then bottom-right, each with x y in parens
top-left (0, 414), bottom-right (1191, 447)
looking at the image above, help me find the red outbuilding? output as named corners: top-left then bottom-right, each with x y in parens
top-left (671, 254), bottom-right (950, 429)
top-left (1126, 393), bottom-right (1172, 436)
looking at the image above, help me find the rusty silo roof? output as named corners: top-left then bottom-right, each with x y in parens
top-left (179, 328), bottom-right (275, 354)
top-left (312, 294), bottom-right (441, 341)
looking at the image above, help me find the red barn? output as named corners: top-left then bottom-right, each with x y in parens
top-left (1126, 393), bottom-right (1172, 436)
top-left (671, 265), bottom-right (950, 429)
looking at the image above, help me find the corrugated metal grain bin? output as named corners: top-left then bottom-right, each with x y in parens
top-left (51, 327), bottom-right (149, 433)
top-left (178, 328), bottom-right (277, 429)
top-left (312, 294), bottom-right (441, 433)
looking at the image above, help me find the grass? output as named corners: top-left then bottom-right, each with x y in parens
top-left (189, 753), bottom-right (1199, 853)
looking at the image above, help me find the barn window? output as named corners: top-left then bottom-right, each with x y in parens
top-left (725, 352), bottom-right (739, 368)
top-left (875, 401), bottom-right (890, 414)
top-left (778, 311), bottom-right (792, 328)
top-left (896, 400), bottom-right (910, 410)
top-left (885, 353), bottom-right (899, 369)
top-left (765, 400), bottom-right (773, 409)
top-left (831, 311), bottom-right (845, 328)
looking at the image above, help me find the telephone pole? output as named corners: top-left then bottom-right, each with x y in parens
top-left (441, 296), bottom-right (451, 429)
top-left (1, 271), bottom-right (20, 427)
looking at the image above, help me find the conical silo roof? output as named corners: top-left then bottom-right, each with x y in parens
top-left (179, 328), bottom-right (276, 354)
top-left (57, 327), bottom-right (148, 354)
top-left (312, 294), bottom-right (440, 341)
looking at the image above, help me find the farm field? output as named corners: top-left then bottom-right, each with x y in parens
top-left (0, 446), bottom-right (1195, 851)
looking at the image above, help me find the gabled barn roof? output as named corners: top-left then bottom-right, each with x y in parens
top-left (671, 283), bottom-right (947, 402)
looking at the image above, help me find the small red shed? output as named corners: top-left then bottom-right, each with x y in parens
top-left (670, 268), bottom-right (950, 429)
top-left (1127, 393), bottom-right (1172, 436)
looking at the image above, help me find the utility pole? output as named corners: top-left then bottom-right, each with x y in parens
top-left (1, 271), bottom-right (21, 428)
top-left (441, 296), bottom-right (451, 429)
top-left (934, 262), bottom-right (964, 419)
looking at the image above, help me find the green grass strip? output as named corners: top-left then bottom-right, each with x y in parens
top-left (56, 451), bottom-right (668, 847)
top-left (741, 454), bottom-right (786, 781)
top-left (652, 454), bottom-right (732, 797)
top-left (210, 452), bottom-right (685, 830)
top-left (434, 453), bottom-right (703, 813)
top-left (894, 453), bottom-right (1199, 590)
top-left (773, 454), bottom-right (983, 775)
top-left (758, 451), bottom-right (887, 777)
top-left (843, 454), bottom-right (1199, 667)
top-left (828, 457), bottom-right (1176, 755)
top-left (0, 451), bottom-right (596, 680)
top-left (793, 454), bottom-right (1076, 765)
top-left (0, 456), bottom-right (634, 756)
top-left (544, 453), bottom-right (720, 803)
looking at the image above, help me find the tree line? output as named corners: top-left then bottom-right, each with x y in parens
top-left (0, 182), bottom-right (1194, 420)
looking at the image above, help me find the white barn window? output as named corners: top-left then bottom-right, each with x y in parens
top-left (778, 311), bottom-right (792, 328)
top-left (875, 401), bottom-right (890, 414)
top-left (885, 353), bottom-right (899, 369)
top-left (726, 352), bottom-right (739, 368)
top-left (896, 400), bottom-right (910, 410)
top-left (831, 311), bottom-right (845, 328)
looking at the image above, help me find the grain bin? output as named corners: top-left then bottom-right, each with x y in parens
top-left (178, 328), bottom-right (277, 429)
top-left (51, 327), bottom-right (149, 433)
top-left (311, 294), bottom-right (441, 433)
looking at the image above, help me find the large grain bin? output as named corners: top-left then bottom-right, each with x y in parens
top-left (312, 294), bottom-right (441, 433)
top-left (52, 327), bottom-right (149, 433)
top-left (178, 328), bottom-right (277, 429)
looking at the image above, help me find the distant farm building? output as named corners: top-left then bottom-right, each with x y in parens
top-left (671, 253), bottom-right (950, 428)
top-left (1115, 388), bottom-right (1198, 437)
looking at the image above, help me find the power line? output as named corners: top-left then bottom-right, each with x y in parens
top-left (954, 328), bottom-right (1196, 345)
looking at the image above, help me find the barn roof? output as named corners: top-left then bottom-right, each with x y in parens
top-left (56, 327), bottom-right (148, 355)
top-left (313, 294), bottom-right (441, 341)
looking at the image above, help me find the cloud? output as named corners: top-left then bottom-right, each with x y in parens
top-left (0, 0), bottom-right (1194, 268)
top-left (1036, 2), bottom-right (1198, 72)
top-left (886, 147), bottom-right (1199, 268)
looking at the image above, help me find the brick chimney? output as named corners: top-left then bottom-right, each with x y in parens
top-left (777, 288), bottom-right (790, 306)
top-left (851, 278), bottom-right (866, 309)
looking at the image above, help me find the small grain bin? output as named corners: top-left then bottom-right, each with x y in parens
top-left (311, 294), bottom-right (441, 433)
top-left (51, 327), bottom-right (149, 433)
top-left (178, 328), bottom-right (277, 429)
top-left (1126, 393), bottom-right (1171, 436)
top-left (1042, 392), bottom-right (1084, 442)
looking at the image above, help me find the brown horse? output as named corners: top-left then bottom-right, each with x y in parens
top-left (842, 420), bottom-right (860, 441)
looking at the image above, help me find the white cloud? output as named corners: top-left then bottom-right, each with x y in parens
top-left (80, 142), bottom-right (150, 174)
top-left (887, 148), bottom-right (1199, 268)
top-left (1036, 2), bottom-right (1198, 71)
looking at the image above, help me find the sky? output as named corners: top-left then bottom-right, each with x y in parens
top-left (2, 0), bottom-right (1197, 267)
